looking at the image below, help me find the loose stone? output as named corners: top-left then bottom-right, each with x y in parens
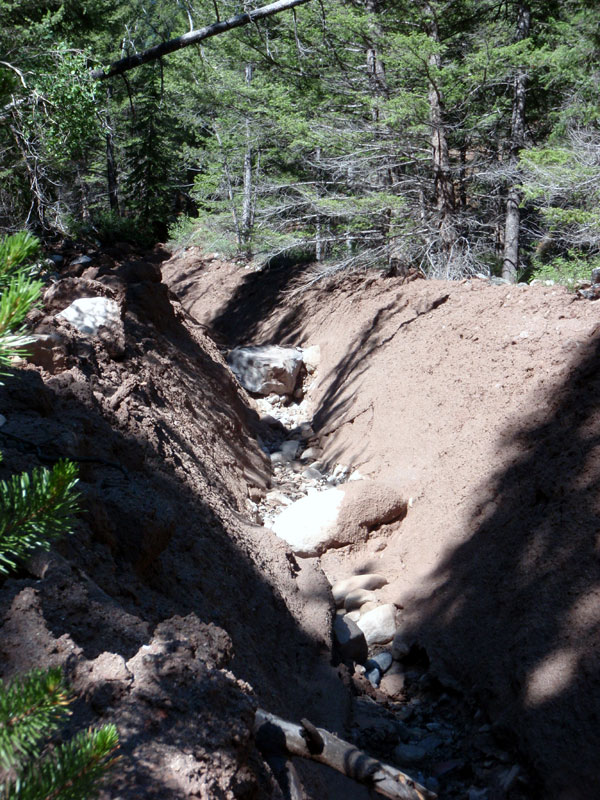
top-left (332, 614), bottom-right (368, 663)
top-left (344, 589), bottom-right (376, 611)
top-left (356, 604), bottom-right (397, 645)
top-left (331, 573), bottom-right (388, 606)
top-left (365, 667), bottom-right (381, 688)
top-left (369, 651), bottom-right (393, 673)
top-left (391, 631), bottom-right (411, 661)
top-left (302, 466), bottom-right (322, 481)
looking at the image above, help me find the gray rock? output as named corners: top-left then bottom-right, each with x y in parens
top-left (71, 254), bottom-right (92, 266)
top-left (391, 631), bottom-right (411, 661)
top-left (300, 447), bottom-right (321, 463)
top-left (280, 440), bottom-right (300, 460)
top-left (299, 423), bottom-right (314, 439)
top-left (48, 254), bottom-right (64, 265)
top-left (356, 604), bottom-right (397, 645)
top-left (365, 667), bottom-right (381, 687)
top-left (592, 267), bottom-right (600, 284)
top-left (333, 615), bottom-right (368, 663)
top-left (302, 466), bottom-right (323, 481)
top-left (369, 651), bottom-right (393, 673)
top-left (227, 345), bottom-right (303, 396)
top-left (57, 296), bottom-right (121, 336)
top-left (331, 573), bottom-right (388, 606)
top-left (393, 743), bottom-right (427, 764)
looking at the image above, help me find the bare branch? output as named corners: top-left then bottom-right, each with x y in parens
top-left (91, 0), bottom-right (312, 80)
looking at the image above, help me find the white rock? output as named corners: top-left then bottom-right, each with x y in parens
top-left (227, 345), bottom-right (303, 396)
top-left (272, 487), bottom-right (345, 556)
top-left (302, 344), bottom-right (321, 373)
top-left (356, 604), bottom-right (397, 645)
top-left (0, 414), bottom-right (5, 427)
top-left (331, 573), bottom-right (388, 606)
top-left (57, 297), bottom-right (120, 336)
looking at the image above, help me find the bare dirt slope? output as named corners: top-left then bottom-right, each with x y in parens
top-left (165, 249), bottom-right (600, 800)
top-left (0, 246), bottom-right (353, 799)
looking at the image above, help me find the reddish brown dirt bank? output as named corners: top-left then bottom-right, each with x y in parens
top-left (0, 246), bottom-right (351, 799)
top-left (165, 249), bottom-right (600, 800)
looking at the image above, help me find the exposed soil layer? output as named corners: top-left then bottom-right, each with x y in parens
top-left (165, 248), bottom-right (600, 800)
top-left (0, 245), bottom-right (353, 799)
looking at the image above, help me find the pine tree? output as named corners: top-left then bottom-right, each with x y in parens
top-left (0, 232), bottom-right (119, 799)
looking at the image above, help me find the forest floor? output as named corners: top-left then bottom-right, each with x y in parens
top-left (0, 244), bottom-right (599, 800)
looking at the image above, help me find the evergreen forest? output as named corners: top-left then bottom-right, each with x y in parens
top-left (1, 0), bottom-right (600, 283)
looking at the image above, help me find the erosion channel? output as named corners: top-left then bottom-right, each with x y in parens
top-left (2, 243), bottom-right (599, 800)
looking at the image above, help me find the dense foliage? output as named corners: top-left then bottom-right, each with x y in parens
top-left (1, 0), bottom-right (599, 281)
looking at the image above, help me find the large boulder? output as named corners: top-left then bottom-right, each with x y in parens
top-left (57, 296), bottom-right (121, 336)
top-left (227, 345), bottom-right (303, 396)
top-left (272, 480), bottom-right (408, 557)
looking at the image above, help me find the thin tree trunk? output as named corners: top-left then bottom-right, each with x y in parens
top-left (315, 146), bottom-right (323, 261)
top-left (365, 0), bottom-right (387, 124)
top-left (424, 3), bottom-right (455, 253)
top-left (241, 62), bottom-right (254, 252)
top-left (502, 3), bottom-right (531, 282)
top-left (105, 89), bottom-right (120, 214)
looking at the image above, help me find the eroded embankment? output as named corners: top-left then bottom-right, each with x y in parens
top-left (164, 248), bottom-right (600, 800)
top-left (0, 245), bottom-right (356, 799)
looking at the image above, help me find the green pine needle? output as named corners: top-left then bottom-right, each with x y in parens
top-left (0, 461), bottom-right (79, 576)
top-left (3, 725), bottom-right (119, 800)
top-left (0, 669), bottom-right (70, 772)
top-left (0, 234), bottom-right (41, 290)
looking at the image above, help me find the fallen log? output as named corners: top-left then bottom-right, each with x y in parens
top-left (254, 708), bottom-right (437, 800)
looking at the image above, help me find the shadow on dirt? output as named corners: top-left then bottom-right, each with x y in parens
top-left (210, 255), bottom-right (315, 347)
top-left (404, 331), bottom-right (600, 798)
top-left (0, 284), bottom-right (349, 798)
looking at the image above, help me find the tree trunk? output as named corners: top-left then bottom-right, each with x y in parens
top-left (502, 3), bottom-right (531, 282)
top-left (105, 89), bottom-right (120, 214)
top-left (365, 0), bottom-right (387, 123)
top-left (241, 62), bottom-right (254, 252)
top-left (314, 146), bottom-right (323, 261)
top-left (424, 3), bottom-right (455, 253)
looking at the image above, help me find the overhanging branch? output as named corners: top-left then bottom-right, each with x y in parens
top-left (91, 0), bottom-right (311, 80)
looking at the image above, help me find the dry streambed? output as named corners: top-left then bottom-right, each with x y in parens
top-left (228, 345), bottom-right (537, 800)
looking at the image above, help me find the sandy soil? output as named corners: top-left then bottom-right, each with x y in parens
top-left (165, 249), bottom-right (600, 800)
